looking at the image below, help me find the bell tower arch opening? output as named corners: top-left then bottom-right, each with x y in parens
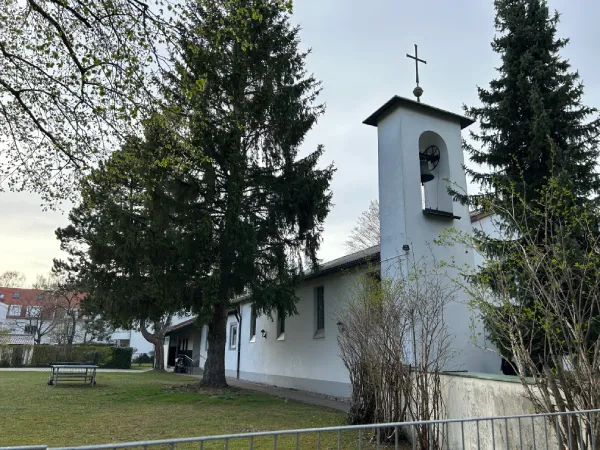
top-left (418, 130), bottom-right (453, 215)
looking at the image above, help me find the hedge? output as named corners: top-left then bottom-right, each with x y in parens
top-left (30, 345), bottom-right (133, 369)
top-left (103, 347), bottom-right (133, 369)
top-left (0, 345), bottom-right (28, 367)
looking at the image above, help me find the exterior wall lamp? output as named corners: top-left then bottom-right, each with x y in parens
top-left (260, 329), bottom-right (267, 339)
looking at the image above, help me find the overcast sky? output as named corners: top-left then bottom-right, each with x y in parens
top-left (1, 0), bottom-right (599, 285)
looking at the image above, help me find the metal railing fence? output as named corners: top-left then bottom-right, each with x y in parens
top-left (2, 408), bottom-right (599, 450)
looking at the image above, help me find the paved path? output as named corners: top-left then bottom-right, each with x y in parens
top-left (0, 368), bottom-right (152, 373)
top-left (226, 377), bottom-right (350, 413)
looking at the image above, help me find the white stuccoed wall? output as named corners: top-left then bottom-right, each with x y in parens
top-left (375, 101), bottom-right (500, 374)
top-left (224, 266), bottom-right (376, 398)
top-left (224, 314), bottom-right (239, 373)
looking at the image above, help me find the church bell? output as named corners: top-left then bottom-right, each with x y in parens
top-left (419, 145), bottom-right (440, 184)
top-left (420, 160), bottom-right (434, 183)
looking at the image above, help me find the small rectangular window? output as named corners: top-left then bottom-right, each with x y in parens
top-left (24, 325), bottom-right (38, 335)
top-left (229, 323), bottom-right (238, 350)
top-left (27, 306), bottom-right (41, 317)
top-left (179, 338), bottom-right (188, 351)
top-left (315, 286), bottom-right (325, 331)
top-left (12, 292), bottom-right (20, 299)
top-left (250, 305), bottom-right (257, 340)
top-left (277, 307), bottom-right (285, 340)
top-left (8, 305), bottom-right (21, 316)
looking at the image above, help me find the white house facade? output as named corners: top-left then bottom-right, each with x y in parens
top-left (0, 287), bottom-right (147, 351)
top-left (165, 247), bottom-right (380, 397)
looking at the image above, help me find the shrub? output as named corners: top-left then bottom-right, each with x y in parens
top-left (134, 353), bottom-right (153, 365)
top-left (0, 345), bottom-right (28, 367)
top-left (104, 347), bottom-right (133, 369)
top-left (30, 345), bottom-right (133, 369)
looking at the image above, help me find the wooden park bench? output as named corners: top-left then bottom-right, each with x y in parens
top-left (47, 362), bottom-right (98, 386)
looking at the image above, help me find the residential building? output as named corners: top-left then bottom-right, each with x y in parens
top-left (0, 287), bottom-right (144, 349)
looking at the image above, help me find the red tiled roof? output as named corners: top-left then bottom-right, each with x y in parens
top-left (0, 334), bottom-right (35, 345)
top-left (0, 287), bottom-right (84, 319)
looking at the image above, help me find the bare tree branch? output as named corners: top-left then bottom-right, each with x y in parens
top-left (346, 200), bottom-right (380, 252)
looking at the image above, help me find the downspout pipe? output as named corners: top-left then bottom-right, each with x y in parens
top-left (234, 305), bottom-right (242, 380)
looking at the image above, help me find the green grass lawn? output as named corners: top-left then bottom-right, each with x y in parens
top-left (130, 363), bottom-right (154, 370)
top-left (0, 371), bottom-right (390, 449)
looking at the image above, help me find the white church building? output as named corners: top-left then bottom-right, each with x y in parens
top-left (164, 94), bottom-right (501, 398)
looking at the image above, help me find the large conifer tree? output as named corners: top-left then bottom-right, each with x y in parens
top-left (54, 116), bottom-right (198, 370)
top-left (464, 0), bottom-right (599, 208)
top-left (462, 0), bottom-right (600, 363)
top-left (170, 0), bottom-right (334, 387)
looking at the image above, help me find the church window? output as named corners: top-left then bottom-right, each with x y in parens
top-left (250, 304), bottom-right (257, 341)
top-left (229, 323), bottom-right (238, 350)
top-left (277, 307), bottom-right (285, 340)
top-left (314, 286), bottom-right (325, 338)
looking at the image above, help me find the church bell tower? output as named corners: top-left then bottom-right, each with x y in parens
top-left (363, 46), bottom-right (499, 373)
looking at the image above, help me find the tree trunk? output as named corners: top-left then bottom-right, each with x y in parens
top-left (67, 314), bottom-right (77, 345)
top-left (140, 320), bottom-right (166, 371)
top-left (201, 302), bottom-right (228, 387)
top-left (153, 340), bottom-right (164, 371)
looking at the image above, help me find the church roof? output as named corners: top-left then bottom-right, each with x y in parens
top-left (228, 246), bottom-right (381, 305)
top-left (304, 245), bottom-right (380, 281)
top-left (164, 246), bottom-right (382, 332)
top-left (363, 95), bottom-right (475, 129)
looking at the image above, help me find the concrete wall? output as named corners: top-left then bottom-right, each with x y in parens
top-left (224, 266), bottom-right (377, 398)
top-left (376, 104), bottom-right (500, 374)
top-left (440, 373), bottom-right (556, 449)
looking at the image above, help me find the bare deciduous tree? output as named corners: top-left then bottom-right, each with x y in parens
top-left (337, 271), bottom-right (411, 428)
top-left (345, 200), bottom-right (380, 252)
top-left (26, 274), bottom-right (81, 345)
top-left (0, 0), bottom-right (179, 200)
top-left (16, 296), bottom-right (58, 345)
top-left (404, 261), bottom-right (456, 450)
top-left (337, 257), bottom-right (455, 448)
top-left (0, 270), bottom-right (27, 288)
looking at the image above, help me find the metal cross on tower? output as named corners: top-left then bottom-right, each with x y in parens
top-left (406, 44), bottom-right (427, 102)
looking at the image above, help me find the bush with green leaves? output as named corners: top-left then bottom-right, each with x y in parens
top-left (30, 345), bottom-right (133, 369)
